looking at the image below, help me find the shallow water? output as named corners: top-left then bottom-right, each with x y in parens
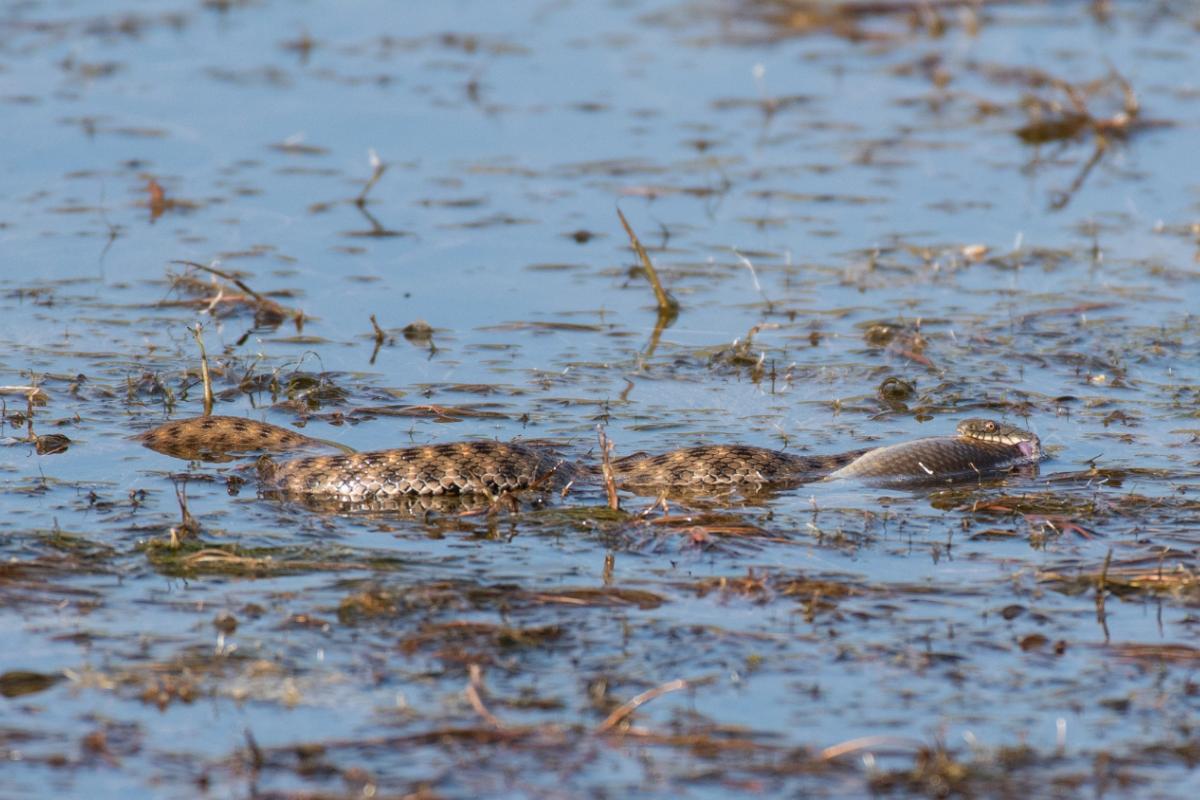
top-left (3, 0), bottom-right (1200, 797)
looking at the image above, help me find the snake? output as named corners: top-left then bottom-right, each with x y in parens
top-left (137, 415), bottom-right (1041, 509)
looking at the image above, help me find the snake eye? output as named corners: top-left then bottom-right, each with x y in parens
top-left (985, 421), bottom-right (997, 433)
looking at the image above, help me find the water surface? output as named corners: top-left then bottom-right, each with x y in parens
top-left (2, 1), bottom-right (1200, 797)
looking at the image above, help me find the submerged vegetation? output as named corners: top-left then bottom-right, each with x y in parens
top-left (2, 0), bottom-right (1199, 797)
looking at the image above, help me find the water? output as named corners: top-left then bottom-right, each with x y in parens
top-left (2, 0), bottom-right (1200, 796)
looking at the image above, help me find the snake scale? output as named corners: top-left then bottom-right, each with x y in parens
top-left (138, 415), bottom-right (1042, 509)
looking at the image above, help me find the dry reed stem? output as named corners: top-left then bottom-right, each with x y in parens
top-left (189, 324), bottom-right (214, 416)
top-left (172, 260), bottom-right (298, 321)
top-left (597, 428), bottom-right (620, 511)
top-left (174, 549), bottom-right (360, 572)
top-left (819, 734), bottom-right (925, 761)
top-left (0, 386), bottom-right (49, 402)
top-left (465, 664), bottom-right (507, 730)
top-left (181, 549), bottom-right (265, 566)
top-left (616, 208), bottom-right (678, 316)
top-left (595, 678), bottom-right (688, 734)
top-left (1108, 643), bottom-right (1200, 662)
top-left (356, 149), bottom-right (388, 206)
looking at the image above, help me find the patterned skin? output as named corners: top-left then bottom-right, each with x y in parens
top-left (137, 415), bottom-right (1041, 503)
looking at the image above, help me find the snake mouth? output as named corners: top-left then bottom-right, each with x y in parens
top-left (1017, 440), bottom-right (1040, 460)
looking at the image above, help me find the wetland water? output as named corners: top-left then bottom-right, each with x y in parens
top-left (2, 0), bottom-right (1200, 796)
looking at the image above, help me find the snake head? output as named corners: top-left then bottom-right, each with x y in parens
top-left (956, 418), bottom-right (1041, 460)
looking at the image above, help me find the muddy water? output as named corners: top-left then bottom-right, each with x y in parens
top-left (2, 1), bottom-right (1200, 797)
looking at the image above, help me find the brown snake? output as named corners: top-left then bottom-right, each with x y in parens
top-left (138, 416), bottom-right (1041, 508)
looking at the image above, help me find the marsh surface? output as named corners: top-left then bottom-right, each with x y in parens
top-left (2, 1), bottom-right (1200, 797)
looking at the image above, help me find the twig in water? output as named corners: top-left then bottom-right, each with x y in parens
top-left (146, 178), bottom-right (168, 221)
top-left (171, 260), bottom-right (299, 324)
top-left (189, 324), bottom-right (214, 416)
top-left (596, 427), bottom-right (620, 511)
top-left (819, 735), bottom-right (925, 761)
top-left (22, 373), bottom-right (40, 441)
top-left (170, 478), bottom-right (200, 546)
top-left (595, 678), bottom-right (688, 734)
top-left (465, 664), bottom-right (506, 730)
top-left (0, 386), bottom-right (49, 403)
top-left (356, 149), bottom-right (388, 207)
top-left (602, 552), bottom-right (615, 586)
top-left (368, 314), bottom-right (388, 365)
top-left (1096, 547), bottom-right (1113, 642)
top-left (617, 208), bottom-right (679, 317)
top-left (752, 62), bottom-right (779, 119)
top-left (733, 249), bottom-right (774, 312)
top-left (243, 728), bottom-right (264, 773)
